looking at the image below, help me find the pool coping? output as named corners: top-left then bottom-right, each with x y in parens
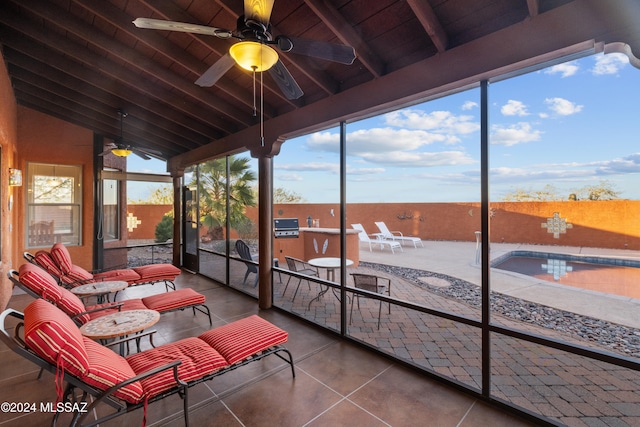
top-left (491, 250), bottom-right (640, 268)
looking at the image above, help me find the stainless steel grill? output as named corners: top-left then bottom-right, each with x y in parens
top-left (273, 218), bottom-right (299, 238)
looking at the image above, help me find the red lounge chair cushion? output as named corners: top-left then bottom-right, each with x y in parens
top-left (55, 287), bottom-right (92, 325)
top-left (134, 264), bottom-right (181, 282)
top-left (23, 299), bottom-right (89, 377)
top-left (198, 315), bottom-right (288, 365)
top-left (142, 288), bottom-right (205, 312)
top-left (19, 263), bottom-right (62, 302)
top-left (85, 299), bottom-right (148, 321)
top-left (34, 250), bottom-right (64, 278)
top-left (93, 269), bottom-right (141, 283)
top-left (51, 242), bottom-right (74, 274)
top-left (62, 264), bottom-right (94, 285)
top-left (82, 338), bottom-right (144, 404)
top-left (126, 337), bottom-right (227, 398)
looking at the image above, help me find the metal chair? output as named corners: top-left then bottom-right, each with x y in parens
top-left (235, 240), bottom-right (258, 287)
top-left (283, 256), bottom-right (318, 302)
top-left (349, 273), bottom-right (391, 329)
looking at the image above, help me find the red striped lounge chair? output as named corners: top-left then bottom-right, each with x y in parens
top-left (0, 299), bottom-right (294, 427)
top-left (11, 263), bottom-right (212, 325)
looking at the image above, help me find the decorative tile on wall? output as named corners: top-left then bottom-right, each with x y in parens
top-left (541, 212), bottom-right (573, 239)
top-left (127, 212), bottom-right (142, 232)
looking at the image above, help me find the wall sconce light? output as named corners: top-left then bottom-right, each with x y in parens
top-left (9, 168), bottom-right (22, 186)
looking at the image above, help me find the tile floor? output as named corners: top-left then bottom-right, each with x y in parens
top-left (0, 271), bottom-right (541, 427)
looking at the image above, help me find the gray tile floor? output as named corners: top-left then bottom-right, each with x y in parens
top-left (0, 272), bottom-right (538, 427)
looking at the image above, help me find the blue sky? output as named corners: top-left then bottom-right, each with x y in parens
top-left (273, 51), bottom-right (640, 203)
top-left (128, 51), bottom-right (639, 204)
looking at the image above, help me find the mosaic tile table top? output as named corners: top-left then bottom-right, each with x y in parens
top-left (70, 280), bottom-right (129, 297)
top-left (80, 309), bottom-right (160, 340)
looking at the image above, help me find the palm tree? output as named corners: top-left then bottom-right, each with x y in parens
top-left (191, 156), bottom-right (257, 240)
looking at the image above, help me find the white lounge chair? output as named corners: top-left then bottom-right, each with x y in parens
top-left (374, 221), bottom-right (424, 248)
top-left (351, 224), bottom-right (403, 254)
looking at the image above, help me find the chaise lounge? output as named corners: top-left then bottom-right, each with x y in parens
top-left (0, 298), bottom-right (294, 427)
top-left (11, 263), bottom-right (212, 325)
top-left (25, 242), bottom-right (181, 291)
top-left (374, 221), bottom-right (424, 248)
top-left (351, 223), bottom-right (403, 254)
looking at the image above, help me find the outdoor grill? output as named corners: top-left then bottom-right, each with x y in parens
top-left (273, 218), bottom-right (299, 238)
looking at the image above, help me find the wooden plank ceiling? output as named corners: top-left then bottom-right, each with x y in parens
top-left (1, 0), bottom-right (637, 168)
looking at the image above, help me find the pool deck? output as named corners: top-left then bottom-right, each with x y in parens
top-left (357, 241), bottom-right (640, 330)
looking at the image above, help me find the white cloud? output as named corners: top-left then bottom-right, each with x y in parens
top-left (544, 61), bottom-right (579, 78)
top-left (276, 162), bottom-right (339, 174)
top-left (591, 152), bottom-right (640, 174)
top-left (501, 100), bottom-right (529, 116)
top-left (491, 122), bottom-right (542, 146)
top-left (462, 101), bottom-right (478, 110)
top-left (347, 167), bottom-right (386, 175)
top-left (384, 109), bottom-right (479, 135)
top-left (592, 53), bottom-right (629, 75)
top-left (359, 150), bottom-right (475, 167)
top-left (544, 97), bottom-right (583, 116)
top-left (275, 173), bottom-right (304, 182)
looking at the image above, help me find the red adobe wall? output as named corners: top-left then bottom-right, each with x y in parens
top-left (128, 200), bottom-right (640, 251)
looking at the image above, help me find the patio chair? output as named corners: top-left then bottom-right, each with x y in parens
top-left (351, 224), bottom-right (403, 253)
top-left (374, 221), bottom-right (424, 248)
top-left (349, 273), bottom-right (391, 330)
top-left (10, 263), bottom-right (212, 325)
top-left (283, 256), bottom-right (318, 302)
top-left (0, 298), bottom-right (294, 427)
top-left (235, 239), bottom-right (258, 286)
top-left (24, 242), bottom-right (180, 292)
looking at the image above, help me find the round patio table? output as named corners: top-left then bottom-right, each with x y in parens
top-left (70, 280), bottom-right (128, 303)
top-left (307, 257), bottom-right (354, 307)
top-left (80, 309), bottom-right (160, 355)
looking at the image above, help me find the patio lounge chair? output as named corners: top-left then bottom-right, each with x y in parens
top-left (0, 298), bottom-right (294, 427)
top-left (24, 242), bottom-right (181, 291)
top-left (11, 263), bottom-right (212, 325)
top-left (350, 273), bottom-right (391, 330)
top-left (351, 224), bottom-right (403, 254)
top-left (374, 221), bottom-right (424, 248)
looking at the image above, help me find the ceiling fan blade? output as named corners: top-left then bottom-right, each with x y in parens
top-left (131, 149), bottom-right (152, 160)
top-left (98, 149), bottom-right (113, 157)
top-left (268, 60), bottom-right (303, 100)
top-left (244, 0), bottom-right (275, 27)
top-left (195, 53), bottom-right (236, 87)
top-left (133, 18), bottom-right (233, 39)
top-left (284, 36), bottom-right (356, 65)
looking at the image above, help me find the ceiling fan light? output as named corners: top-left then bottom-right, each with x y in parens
top-left (229, 41), bottom-right (278, 72)
top-left (111, 148), bottom-right (133, 157)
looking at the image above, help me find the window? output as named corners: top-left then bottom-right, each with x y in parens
top-left (26, 163), bottom-right (82, 247)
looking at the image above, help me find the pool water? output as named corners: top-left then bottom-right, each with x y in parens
top-left (493, 253), bottom-right (640, 300)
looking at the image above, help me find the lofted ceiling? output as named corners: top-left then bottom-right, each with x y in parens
top-left (1, 0), bottom-right (639, 172)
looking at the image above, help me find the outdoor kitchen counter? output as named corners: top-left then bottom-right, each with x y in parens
top-left (274, 227), bottom-right (360, 266)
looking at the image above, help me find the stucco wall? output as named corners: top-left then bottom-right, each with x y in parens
top-left (130, 200), bottom-right (640, 251)
top-left (15, 107), bottom-right (95, 271)
top-left (0, 56), bottom-right (18, 311)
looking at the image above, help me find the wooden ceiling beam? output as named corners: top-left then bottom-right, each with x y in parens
top-left (303, 0), bottom-right (385, 77)
top-left (15, 0), bottom-right (255, 126)
top-left (0, 31), bottom-right (226, 145)
top-left (8, 65), bottom-right (203, 151)
top-left (0, 17), bottom-right (239, 136)
top-left (406, 0), bottom-right (449, 52)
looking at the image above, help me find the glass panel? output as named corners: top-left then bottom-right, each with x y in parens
top-left (272, 127), bottom-right (342, 325)
top-left (346, 88), bottom-right (482, 329)
top-left (488, 52), bottom-right (640, 360)
top-left (26, 163), bottom-right (82, 247)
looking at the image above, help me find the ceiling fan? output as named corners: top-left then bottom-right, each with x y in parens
top-left (99, 110), bottom-right (164, 160)
top-left (133, 0), bottom-right (356, 100)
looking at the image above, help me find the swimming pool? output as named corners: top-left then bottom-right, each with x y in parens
top-left (492, 251), bottom-right (640, 299)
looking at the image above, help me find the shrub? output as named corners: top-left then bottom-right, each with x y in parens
top-left (155, 214), bottom-right (173, 243)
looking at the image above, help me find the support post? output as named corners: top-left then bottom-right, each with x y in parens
top-left (258, 156), bottom-right (273, 309)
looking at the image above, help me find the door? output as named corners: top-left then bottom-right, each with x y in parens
top-left (182, 185), bottom-right (199, 272)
